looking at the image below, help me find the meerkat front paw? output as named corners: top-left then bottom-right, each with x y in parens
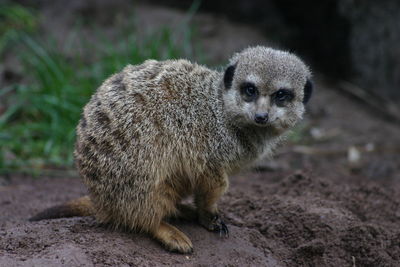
top-left (198, 211), bottom-right (229, 237)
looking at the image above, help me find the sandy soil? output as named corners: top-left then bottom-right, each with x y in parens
top-left (2, 2), bottom-right (400, 267)
top-left (1, 160), bottom-right (400, 266)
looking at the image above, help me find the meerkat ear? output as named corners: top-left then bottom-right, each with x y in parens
top-left (303, 79), bottom-right (313, 104)
top-left (224, 64), bottom-right (236, 89)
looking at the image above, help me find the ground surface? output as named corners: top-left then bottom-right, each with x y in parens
top-left (2, 2), bottom-right (400, 267)
top-left (1, 157), bottom-right (400, 266)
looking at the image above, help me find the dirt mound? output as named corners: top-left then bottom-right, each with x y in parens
top-left (222, 172), bottom-right (400, 266)
top-left (1, 171), bottom-right (399, 266)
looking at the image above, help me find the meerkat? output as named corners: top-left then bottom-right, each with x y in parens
top-left (30, 46), bottom-right (313, 254)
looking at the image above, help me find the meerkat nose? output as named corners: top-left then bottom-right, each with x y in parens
top-left (254, 113), bottom-right (269, 124)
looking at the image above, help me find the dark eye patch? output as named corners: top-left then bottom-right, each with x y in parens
top-left (240, 82), bottom-right (259, 102)
top-left (272, 89), bottom-right (294, 106)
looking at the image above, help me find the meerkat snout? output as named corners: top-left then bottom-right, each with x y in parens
top-left (254, 112), bottom-right (269, 124)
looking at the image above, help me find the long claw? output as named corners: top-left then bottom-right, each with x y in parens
top-left (221, 221), bottom-right (229, 237)
top-left (211, 215), bottom-right (229, 237)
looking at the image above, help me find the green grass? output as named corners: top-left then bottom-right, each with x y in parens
top-left (0, 5), bottom-right (198, 174)
top-left (0, 3), bottom-right (38, 54)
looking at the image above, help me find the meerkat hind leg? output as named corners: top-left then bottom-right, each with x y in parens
top-left (152, 221), bottom-right (193, 253)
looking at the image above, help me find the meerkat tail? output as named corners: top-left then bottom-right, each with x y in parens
top-left (29, 195), bottom-right (94, 221)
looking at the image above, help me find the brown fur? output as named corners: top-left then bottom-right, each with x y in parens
top-left (30, 47), bottom-right (312, 253)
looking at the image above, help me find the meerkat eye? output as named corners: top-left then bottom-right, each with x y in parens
top-left (245, 86), bottom-right (256, 96)
top-left (273, 89), bottom-right (294, 106)
top-left (240, 82), bottom-right (259, 102)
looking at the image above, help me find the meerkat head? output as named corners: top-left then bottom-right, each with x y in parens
top-left (222, 46), bottom-right (312, 134)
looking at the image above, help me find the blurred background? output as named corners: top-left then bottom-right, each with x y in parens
top-left (1, 0), bottom-right (399, 181)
